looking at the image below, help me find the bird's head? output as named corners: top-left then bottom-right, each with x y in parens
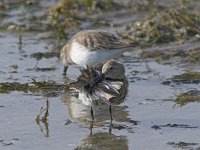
top-left (102, 60), bottom-right (125, 80)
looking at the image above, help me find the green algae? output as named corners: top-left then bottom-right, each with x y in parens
top-left (152, 123), bottom-right (199, 130)
top-left (82, 0), bottom-right (122, 12)
top-left (0, 0), bottom-right (39, 9)
top-left (46, 0), bottom-right (122, 40)
top-left (50, 0), bottom-right (122, 13)
top-left (0, 82), bottom-right (29, 93)
top-left (141, 50), bottom-right (186, 62)
top-left (0, 80), bottom-right (69, 96)
top-left (35, 67), bottom-right (56, 72)
top-left (188, 49), bottom-right (200, 62)
top-left (75, 132), bottom-right (128, 150)
top-left (35, 98), bottom-right (49, 137)
top-left (167, 141), bottom-right (198, 149)
top-left (124, 8), bottom-right (200, 46)
top-left (47, 1), bottom-right (78, 40)
top-left (30, 52), bottom-right (60, 60)
top-left (176, 90), bottom-right (200, 106)
top-left (0, 12), bottom-right (9, 19)
top-left (140, 48), bottom-right (200, 64)
top-left (2, 0), bottom-right (199, 51)
top-left (171, 72), bottom-right (200, 83)
top-left (0, 1), bottom-right (47, 32)
top-left (128, 0), bottom-right (165, 13)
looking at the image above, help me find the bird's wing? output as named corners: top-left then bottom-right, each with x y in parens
top-left (71, 30), bottom-right (137, 51)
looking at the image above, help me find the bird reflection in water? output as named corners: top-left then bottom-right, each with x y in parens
top-left (61, 60), bottom-right (137, 132)
top-left (74, 132), bottom-right (128, 150)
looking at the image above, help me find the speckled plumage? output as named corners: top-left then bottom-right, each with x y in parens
top-left (70, 60), bottom-right (128, 106)
top-left (70, 59), bottom-right (128, 121)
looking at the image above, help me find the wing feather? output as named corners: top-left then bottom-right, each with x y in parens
top-left (70, 30), bottom-right (137, 51)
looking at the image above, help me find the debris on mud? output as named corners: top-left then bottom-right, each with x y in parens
top-left (46, 0), bottom-right (124, 40)
top-left (171, 72), bottom-right (200, 84)
top-left (124, 8), bottom-right (200, 46)
top-left (30, 52), bottom-right (60, 60)
top-left (167, 141), bottom-right (199, 149)
top-left (140, 46), bottom-right (200, 65)
top-left (175, 89), bottom-right (200, 106)
top-left (0, 80), bottom-right (69, 96)
top-left (151, 123), bottom-right (199, 130)
top-left (35, 98), bottom-right (49, 137)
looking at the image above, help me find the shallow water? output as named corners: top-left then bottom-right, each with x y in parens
top-left (1, 32), bottom-right (200, 150)
top-left (1, 1), bottom-right (200, 150)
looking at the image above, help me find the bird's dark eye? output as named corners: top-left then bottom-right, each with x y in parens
top-left (109, 66), bottom-right (113, 70)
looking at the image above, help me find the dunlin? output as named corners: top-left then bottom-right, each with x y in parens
top-left (60, 29), bottom-right (137, 75)
top-left (70, 60), bottom-right (128, 121)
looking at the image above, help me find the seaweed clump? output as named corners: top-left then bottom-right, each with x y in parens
top-left (0, 80), bottom-right (69, 96)
top-left (171, 72), bottom-right (200, 84)
top-left (140, 47), bottom-right (200, 66)
top-left (0, 82), bottom-right (29, 93)
top-left (167, 141), bottom-right (198, 149)
top-left (176, 90), bottom-right (200, 106)
top-left (141, 50), bottom-right (187, 62)
top-left (46, 0), bottom-right (123, 39)
top-left (124, 8), bottom-right (200, 46)
top-left (30, 51), bottom-right (60, 60)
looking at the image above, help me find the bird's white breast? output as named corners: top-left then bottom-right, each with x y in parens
top-left (70, 41), bottom-right (91, 67)
top-left (70, 41), bottom-right (126, 67)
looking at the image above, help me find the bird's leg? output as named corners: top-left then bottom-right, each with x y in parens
top-left (89, 120), bottom-right (94, 135)
top-left (109, 105), bottom-right (113, 133)
top-left (89, 105), bottom-right (94, 134)
top-left (62, 65), bottom-right (68, 75)
top-left (109, 121), bottom-right (113, 134)
top-left (90, 106), bottom-right (94, 121)
top-left (109, 105), bottom-right (113, 122)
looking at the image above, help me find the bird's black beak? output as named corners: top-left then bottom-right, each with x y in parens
top-left (101, 73), bottom-right (105, 79)
top-left (62, 65), bottom-right (68, 75)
